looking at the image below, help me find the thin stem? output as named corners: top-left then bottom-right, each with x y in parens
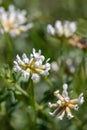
top-left (44, 76), bottom-right (54, 90)
top-left (82, 50), bottom-right (87, 77)
top-left (5, 33), bottom-right (13, 53)
top-left (15, 84), bottom-right (29, 97)
top-left (29, 80), bottom-right (37, 129)
top-left (0, 22), bottom-right (13, 65)
top-left (5, 32), bottom-right (13, 65)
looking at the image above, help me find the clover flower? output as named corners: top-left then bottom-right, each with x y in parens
top-left (47, 20), bottom-right (76, 38)
top-left (0, 5), bottom-right (33, 37)
top-left (13, 48), bottom-right (50, 82)
top-left (51, 61), bottom-right (59, 72)
top-left (48, 83), bottom-right (84, 120)
top-left (69, 35), bottom-right (87, 49)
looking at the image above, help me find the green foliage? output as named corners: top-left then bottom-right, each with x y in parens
top-left (0, 0), bottom-right (87, 130)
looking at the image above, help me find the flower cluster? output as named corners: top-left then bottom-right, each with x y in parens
top-left (69, 35), bottom-right (87, 49)
top-left (47, 20), bottom-right (76, 38)
top-left (13, 48), bottom-right (50, 82)
top-left (0, 5), bottom-right (33, 36)
top-left (48, 83), bottom-right (84, 120)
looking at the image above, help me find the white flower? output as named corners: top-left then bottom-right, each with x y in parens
top-left (0, 5), bottom-right (33, 36)
top-left (48, 83), bottom-right (84, 120)
top-left (47, 20), bottom-right (76, 38)
top-left (51, 61), bottom-right (59, 72)
top-left (13, 48), bottom-right (50, 82)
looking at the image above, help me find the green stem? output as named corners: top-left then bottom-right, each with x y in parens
top-left (15, 84), bottom-right (29, 97)
top-left (44, 76), bottom-right (54, 90)
top-left (5, 33), bottom-right (12, 51)
top-left (29, 80), bottom-right (37, 128)
top-left (81, 50), bottom-right (87, 78)
top-left (0, 102), bottom-right (6, 116)
top-left (0, 22), bottom-right (13, 65)
top-left (5, 32), bottom-right (13, 65)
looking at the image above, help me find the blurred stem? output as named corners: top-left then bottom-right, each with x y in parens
top-left (0, 22), bottom-right (13, 66)
top-left (58, 37), bottom-right (66, 64)
top-left (29, 80), bottom-right (37, 128)
top-left (0, 102), bottom-right (6, 116)
top-left (59, 37), bottom-right (69, 57)
top-left (38, 108), bottom-right (58, 130)
top-left (44, 76), bottom-right (54, 90)
top-left (5, 32), bottom-right (13, 66)
top-left (15, 84), bottom-right (29, 97)
top-left (81, 50), bottom-right (87, 78)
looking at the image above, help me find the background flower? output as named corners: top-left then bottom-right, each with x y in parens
top-left (0, 5), bottom-right (33, 36)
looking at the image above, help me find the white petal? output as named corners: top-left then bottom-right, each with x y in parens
top-left (49, 112), bottom-right (54, 116)
top-left (40, 55), bottom-right (45, 61)
top-left (74, 104), bottom-right (79, 111)
top-left (22, 53), bottom-right (29, 64)
top-left (67, 113), bottom-right (74, 119)
top-left (54, 90), bottom-right (60, 95)
top-left (57, 100), bottom-right (62, 106)
top-left (48, 102), bottom-right (52, 108)
top-left (16, 55), bottom-right (22, 63)
top-left (35, 60), bottom-right (42, 67)
top-left (14, 65), bottom-right (21, 72)
top-left (78, 93), bottom-right (84, 104)
top-left (55, 20), bottom-right (63, 36)
top-left (51, 61), bottom-right (59, 71)
top-left (58, 111), bottom-right (65, 120)
top-left (45, 63), bottom-right (51, 70)
top-left (31, 73), bottom-right (40, 82)
top-left (62, 83), bottom-right (69, 100)
top-left (63, 21), bottom-right (71, 37)
top-left (41, 70), bottom-right (49, 76)
top-left (69, 22), bottom-right (76, 35)
top-left (13, 61), bottom-right (18, 65)
top-left (22, 71), bottom-right (30, 79)
top-left (47, 24), bottom-right (55, 35)
top-left (63, 83), bottom-right (68, 90)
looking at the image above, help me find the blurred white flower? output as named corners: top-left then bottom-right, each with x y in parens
top-left (47, 24), bottom-right (55, 35)
top-left (51, 61), bottom-right (59, 72)
top-left (47, 20), bottom-right (76, 38)
top-left (13, 48), bottom-right (50, 82)
top-left (65, 58), bottom-right (76, 74)
top-left (48, 83), bottom-right (84, 120)
top-left (0, 5), bottom-right (33, 37)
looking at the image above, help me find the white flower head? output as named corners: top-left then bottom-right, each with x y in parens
top-left (48, 83), bottom-right (84, 120)
top-left (0, 5), bottom-right (33, 36)
top-left (13, 48), bottom-right (50, 82)
top-left (47, 20), bottom-right (76, 38)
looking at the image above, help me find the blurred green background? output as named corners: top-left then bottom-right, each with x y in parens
top-left (0, 0), bottom-right (87, 130)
